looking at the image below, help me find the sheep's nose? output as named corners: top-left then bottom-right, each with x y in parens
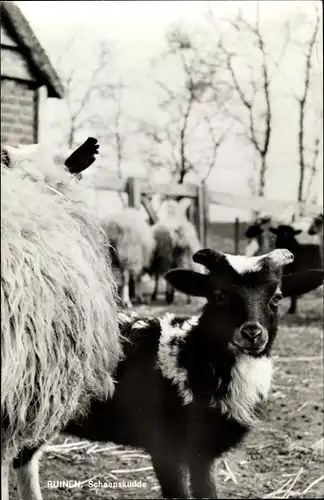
top-left (241, 322), bottom-right (263, 342)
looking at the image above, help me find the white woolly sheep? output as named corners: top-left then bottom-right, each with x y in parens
top-left (100, 207), bottom-right (156, 308)
top-left (1, 144), bottom-right (122, 500)
top-left (150, 200), bottom-right (201, 303)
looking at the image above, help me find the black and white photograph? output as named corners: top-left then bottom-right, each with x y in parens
top-left (1, 1), bottom-right (323, 499)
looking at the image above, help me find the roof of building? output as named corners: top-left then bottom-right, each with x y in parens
top-left (1, 1), bottom-right (64, 98)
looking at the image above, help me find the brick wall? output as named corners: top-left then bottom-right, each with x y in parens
top-left (1, 78), bottom-right (37, 145)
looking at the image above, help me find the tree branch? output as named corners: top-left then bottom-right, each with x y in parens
top-left (297, 8), bottom-right (319, 205)
top-left (201, 118), bottom-right (232, 183)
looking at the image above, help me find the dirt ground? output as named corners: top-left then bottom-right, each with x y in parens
top-left (9, 291), bottom-right (324, 499)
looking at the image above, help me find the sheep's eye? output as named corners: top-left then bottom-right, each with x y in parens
top-left (213, 290), bottom-right (229, 305)
top-left (270, 293), bottom-right (283, 307)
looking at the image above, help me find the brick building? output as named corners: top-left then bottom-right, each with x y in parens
top-left (1, 1), bottom-right (64, 146)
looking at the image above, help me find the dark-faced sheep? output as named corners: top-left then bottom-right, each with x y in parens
top-left (244, 216), bottom-right (274, 256)
top-left (1, 142), bottom-right (122, 500)
top-left (13, 249), bottom-right (324, 499)
top-left (269, 224), bottom-right (323, 314)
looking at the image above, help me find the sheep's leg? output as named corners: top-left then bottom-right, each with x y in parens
top-left (188, 453), bottom-right (217, 499)
top-left (1, 461), bottom-right (10, 500)
top-left (166, 282), bottom-right (174, 304)
top-left (14, 445), bottom-right (45, 500)
top-left (129, 273), bottom-right (136, 300)
top-left (122, 269), bottom-right (132, 308)
top-left (151, 273), bottom-right (159, 302)
top-left (135, 274), bottom-right (144, 304)
top-left (151, 452), bottom-right (189, 499)
top-left (287, 295), bottom-right (297, 314)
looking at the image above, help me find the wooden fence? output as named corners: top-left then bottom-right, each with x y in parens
top-left (91, 173), bottom-right (323, 251)
top-left (93, 175), bottom-right (209, 246)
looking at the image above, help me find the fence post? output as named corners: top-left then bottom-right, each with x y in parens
top-left (187, 200), bottom-right (195, 226)
top-left (127, 177), bottom-right (141, 209)
top-left (141, 194), bottom-right (158, 224)
top-left (126, 177), bottom-right (141, 299)
top-left (189, 185), bottom-right (209, 247)
top-left (234, 217), bottom-right (240, 254)
top-left (202, 184), bottom-right (209, 247)
top-left (196, 184), bottom-right (209, 247)
top-left (197, 184), bottom-right (205, 246)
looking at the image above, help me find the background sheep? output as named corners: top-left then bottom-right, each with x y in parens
top-left (269, 224), bottom-right (323, 314)
top-left (100, 207), bottom-right (156, 308)
top-left (244, 216), bottom-right (274, 256)
top-left (308, 213), bottom-right (324, 267)
top-left (150, 199), bottom-right (202, 304)
top-left (1, 146), bottom-right (122, 499)
top-left (149, 221), bottom-right (175, 303)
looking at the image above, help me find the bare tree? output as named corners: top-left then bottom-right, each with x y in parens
top-left (94, 78), bottom-right (141, 206)
top-left (304, 130), bottom-right (321, 204)
top-left (51, 31), bottom-right (115, 149)
top-left (294, 7), bottom-right (321, 208)
top-left (217, 5), bottom-right (290, 197)
top-left (95, 78), bottom-right (130, 179)
top-left (111, 82), bottom-right (124, 180)
top-left (140, 27), bottom-right (231, 185)
top-left (201, 115), bottom-right (233, 185)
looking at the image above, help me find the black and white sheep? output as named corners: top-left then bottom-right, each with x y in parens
top-left (270, 224), bottom-right (323, 314)
top-left (13, 249), bottom-right (323, 499)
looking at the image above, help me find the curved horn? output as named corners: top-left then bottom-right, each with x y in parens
top-left (266, 249), bottom-right (294, 267)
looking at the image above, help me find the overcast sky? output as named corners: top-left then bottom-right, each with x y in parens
top-left (15, 1), bottom-right (323, 221)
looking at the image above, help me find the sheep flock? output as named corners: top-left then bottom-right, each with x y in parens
top-left (1, 140), bottom-right (323, 500)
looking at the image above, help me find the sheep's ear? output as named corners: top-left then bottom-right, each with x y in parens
top-left (165, 269), bottom-right (210, 297)
top-left (65, 137), bottom-right (99, 174)
top-left (281, 270), bottom-right (324, 297)
top-left (269, 227), bottom-right (278, 235)
top-left (293, 229), bottom-right (302, 236)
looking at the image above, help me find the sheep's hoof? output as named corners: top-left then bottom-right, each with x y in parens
top-left (123, 299), bottom-right (133, 309)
